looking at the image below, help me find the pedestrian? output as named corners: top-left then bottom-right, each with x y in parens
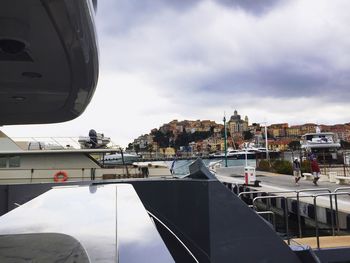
top-left (311, 158), bottom-right (320, 186)
top-left (293, 158), bottom-right (302, 186)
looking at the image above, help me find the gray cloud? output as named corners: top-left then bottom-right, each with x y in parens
top-left (3, 0), bottom-right (350, 147)
top-left (216, 0), bottom-right (288, 15)
top-left (95, 0), bottom-right (350, 129)
top-left (97, 0), bottom-right (286, 34)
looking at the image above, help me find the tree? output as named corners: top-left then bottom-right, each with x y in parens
top-left (147, 143), bottom-right (154, 158)
top-left (134, 144), bottom-right (140, 155)
top-left (126, 143), bottom-right (133, 151)
top-left (288, 141), bottom-right (301, 151)
top-left (340, 140), bottom-right (350, 149)
top-left (175, 130), bottom-right (189, 149)
top-left (153, 130), bottom-right (170, 148)
top-left (243, 131), bottom-right (254, 140)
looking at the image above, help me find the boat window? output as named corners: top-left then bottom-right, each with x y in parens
top-left (9, 156), bottom-right (20, 168)
top-left (0, 157), bottom-right (6, 168)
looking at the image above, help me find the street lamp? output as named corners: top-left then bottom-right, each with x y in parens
top-left (263, 122), bottom-right (269, 160)
top-left (223, 115), bottom-right (228, 167)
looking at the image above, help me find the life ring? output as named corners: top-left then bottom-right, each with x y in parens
top-left (54, 171), bottom-right (68, 182)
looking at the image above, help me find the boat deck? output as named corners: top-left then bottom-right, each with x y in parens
top-left (289, 235), bottom-right (350, 249)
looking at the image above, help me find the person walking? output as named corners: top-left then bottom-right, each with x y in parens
top-left (311, 158), bottom-right (320, 186)
top-left (293, 158), bottom-right (302, 186)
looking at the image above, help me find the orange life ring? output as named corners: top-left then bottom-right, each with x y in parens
top-left (54, 171), bottom-right (68, 182)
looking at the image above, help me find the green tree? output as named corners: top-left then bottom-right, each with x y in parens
top-left (288, 141), bottom-right (301, 151)
top-left (134, 144), bottom-right (140, 155)
top-left (147, 143), bottom-right (154, 158)
top-left (126, 143), bottom-right (133, 151)
top-left (152, 130), bottom-right (170, 148)
top-left (243, 131), bottom-right (254, 140)
top-left (340, 140), bottom-right (350, 149)
top-left (175, 130), bottom-right (189, 149)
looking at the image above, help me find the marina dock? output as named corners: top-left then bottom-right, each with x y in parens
top-left (216, 170), bottom-right (350, 248)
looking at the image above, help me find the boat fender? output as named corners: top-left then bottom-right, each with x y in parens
top-left (54, 171), bottom-right (68, 182)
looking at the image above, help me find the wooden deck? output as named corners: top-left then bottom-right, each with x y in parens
top-left (288, 235), bottom-right (350, 249)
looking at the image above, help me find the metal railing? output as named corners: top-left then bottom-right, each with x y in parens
top-left (239, 188), bottom-right (350, 245)
top-left (333, 187), bottom-right (350, 233)
top-left (295, 188), bottom-right (331, 238)
top-left (238, 187), bottom-right (334, 238)
top-left (223, 182), bottom-right (241, 195)
top-left (256, 211), bottom-right (276, 230)
top-left (253, 195), bottom-right (290, 244)
top-left (313, 192), bottom-right (350, 249)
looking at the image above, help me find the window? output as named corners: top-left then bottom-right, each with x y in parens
top-left (0, 157), bottom-right (6, 168)
top-left (9, 156), bottom-right (20, 168)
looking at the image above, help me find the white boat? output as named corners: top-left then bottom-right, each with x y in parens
top-left (209, 150), bottom-right (256, 159)
top-left (300, 127), bottom-right (341, 162)
top-left (227, 150), bottom-right (256, 159)
top-left (300, 132), bottom-right (341, 150)
top-left (0, 131), bottom-right (169, 184)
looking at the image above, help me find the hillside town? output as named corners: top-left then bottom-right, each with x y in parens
top-left (127, 110), bottom-right (350, 157)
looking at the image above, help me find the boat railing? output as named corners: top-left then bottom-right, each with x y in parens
top-left (12, 136), bottom-right (121, 150)
top-left (241, 188), bottom-right (330, 234)
top-left (333, 187), bottom-right (350, 233)
top-left (295, 188), bottom-right (332, 238)
top-left (240, 188), bottom-right (350, 248)
top-left (253, 195), bottom-right (290, 244)
top-left (223, 182), bottom-right (240, 195)
top-left (256, 211), bottom-right (277, 231)
top-left (312, 192), bottom-right (350, 249)
top-left (0, 166), bottom-right (142, 183)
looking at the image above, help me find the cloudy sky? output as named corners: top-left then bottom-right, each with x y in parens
top-left (3, 0), bottom-right (350, 147)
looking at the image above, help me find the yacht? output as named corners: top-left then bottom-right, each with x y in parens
top-left (227, 149), bottom-right (256, 159)
top-left (209, 149), bottom-right (256, 159)
top-left (300, 128), bottom-right (341, 162)
top-left (301, 132), bottom-right (341, 150)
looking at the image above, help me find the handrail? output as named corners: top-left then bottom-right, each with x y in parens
top-left (223, 182), bottom-right (240, 195)
top-left (239, 187), bottom-right (350, 242)
top-left (334, 187), bottom-right (350, 233)
top-left (239, 188), bottom-right (333, 238)
top-left (313, 192), bottom-right (350, 249)
top-left (334, 187), bottom-right (350, 193)
top-left (238, 190), bottom-right (296, 199)
top-left (147, 210), bottom-right (199, 263)
top-left (253, 195), bottom-right (290, 244)
top-left (231, 183), bottom-right (240, 195)
top-left (296, 188), bottom-right (331, 238)
top-left (256, 211), bottom-right (276, 231)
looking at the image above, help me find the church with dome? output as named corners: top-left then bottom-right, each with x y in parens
top-left (228, 110), bottom-right (249, 136)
